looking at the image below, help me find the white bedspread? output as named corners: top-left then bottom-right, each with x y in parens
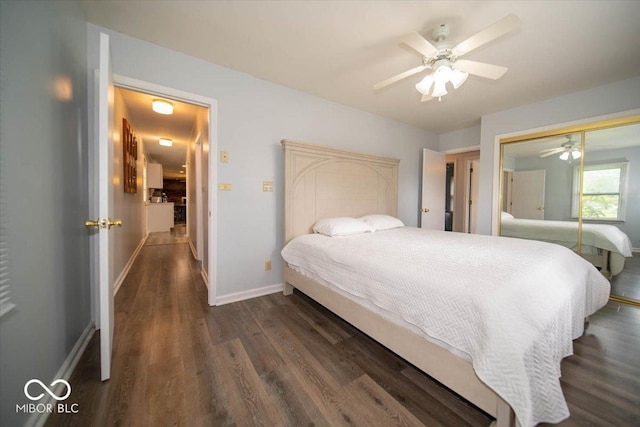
top-left (501, 217), bottom-right (633, 257)
top-left (281, 227), bottom-right (610, 427)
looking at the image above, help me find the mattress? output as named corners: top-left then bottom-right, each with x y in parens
top-left (281, 227), bottom-right (610, 427)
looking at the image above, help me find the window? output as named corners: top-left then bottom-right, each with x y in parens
top-left (572, 162), bottom-right (628, 221)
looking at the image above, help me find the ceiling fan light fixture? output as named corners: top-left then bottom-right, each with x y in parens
top-left (415, 75), bottom-right (434, 95)
top-left (433, 64), bottom-right (452, 84)
top-left (431, 81), bottom-right (448, 99)
top-left (559, 151), bottom-right (570, 161)
top-left (571, 150), bottom-right (581, 159)
top-left (152, 100), bottom-right (174, 115)
top-left (450, 69), bottom-right (469, 89)
top-left (159, 138), bottom-right (173, 147)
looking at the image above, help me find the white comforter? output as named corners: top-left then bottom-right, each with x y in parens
top-left (281, 227), bottom-right (610, 427)
top-left (501, 217), bottom-right (633, 257)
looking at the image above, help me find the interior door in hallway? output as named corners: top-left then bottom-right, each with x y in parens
top-left (95, 32), bottom-right (116, 381)
top-left (420, 148), bottom-right (446, 230)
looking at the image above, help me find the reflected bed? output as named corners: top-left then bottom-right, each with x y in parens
top-left (500, 214), bottom-right (633, 277)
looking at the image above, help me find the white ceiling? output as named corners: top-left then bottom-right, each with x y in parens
top-left (83, 1), bottom-right (640, 134)
top-left (117, 87), bottom-right (203, 178)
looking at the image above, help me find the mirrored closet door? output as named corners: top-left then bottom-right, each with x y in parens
top-left (498, 115), bottom-right (640, 305)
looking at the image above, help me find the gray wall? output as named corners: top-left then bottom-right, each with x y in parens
top-left (86, 24), bottom-right (439, 298)
top-left (0, 1), bottom-right (90, 425)
top-left (439, 124), bottom-right (480, 152)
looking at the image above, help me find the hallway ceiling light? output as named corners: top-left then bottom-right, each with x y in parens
top-left (152, 99), bottom-right (174, 115)
top-left (159, 138), bottom-right (173, 147)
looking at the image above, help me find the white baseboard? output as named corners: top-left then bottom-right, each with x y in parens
top-left (216, 283), bottom-right (283, 306)
top-left (188, 238), bottom-right (198, 260)
top-left (632, 247), bottom-right (639, 253)
top-left (114, 233), bottom-right (148, 295)
top-left (26, 322), bottom-right (96, 427)
top-left (201, 267), bottom-right (209, 289)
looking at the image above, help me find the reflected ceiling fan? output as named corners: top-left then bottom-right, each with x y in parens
top-left (374, 14), bottom-right (520, 102)
top-left (538, 135), bottom-right (581, 161)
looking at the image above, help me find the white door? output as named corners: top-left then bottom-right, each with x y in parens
top-left (96, 32), bottom-right (116, 381)
top-left (512, 170), bottom-right (545, 219)
top-left (468, 159), bottom-right (480, 233)
top-left (421, 148), bottom-right (446, 230)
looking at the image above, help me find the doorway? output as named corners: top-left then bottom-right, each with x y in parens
top-left (444, 150), bottom-right (480, 233)
top-left (102, 75), bottom-right (218, 307)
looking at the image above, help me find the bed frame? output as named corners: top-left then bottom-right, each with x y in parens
top-left (281, 140), bottom-right (515, 427)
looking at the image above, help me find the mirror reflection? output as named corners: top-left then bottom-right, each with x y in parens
top-left (500, 119), bottom-right (639, 303)
top-left (583, 123), bottom-right (639, 300)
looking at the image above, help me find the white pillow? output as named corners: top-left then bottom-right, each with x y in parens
top-left (501, 211), bottom-right (514, 220)
top-left (312, 217), bottom-right (373, 237)
top-left (357, 214), bottom-right (404, 231)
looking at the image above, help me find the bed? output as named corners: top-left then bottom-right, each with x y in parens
top-left (500, 214), bottom-right (633, 277)
top-left (280, 140), bottom-right (610, 427)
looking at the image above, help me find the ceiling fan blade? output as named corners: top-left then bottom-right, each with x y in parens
top-left (373, 65), bottom-right (427, 91)
top-left (453, 14), bottom-right (521, 56)
top-left (454, 59), bottom-right (507, 80)
top-left (400, 32), bottom-right (438, 58)
top-left (420, 94), bottom-right (433, 103)
top-left (538, 147), bottom-right (565, 157)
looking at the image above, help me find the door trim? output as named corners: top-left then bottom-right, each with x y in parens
top-left (111, 74), bottom-right (218, 306)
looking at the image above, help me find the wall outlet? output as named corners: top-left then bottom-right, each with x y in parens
top-left (218, 183), bottom-right (232, 191)
top-left (264, 260), bottom-right (271, 271)
top-left (262, 181), bottom-right (274, 192)
top-left (220, 151), bottom-right (229, 163)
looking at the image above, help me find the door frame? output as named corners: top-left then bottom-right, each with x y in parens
top-left (104, 75), bottom-right (218, 306)
top-left (463, 158), bottom-right (480, 233)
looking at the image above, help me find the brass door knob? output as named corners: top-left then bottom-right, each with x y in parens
top-left (421, 208), bottom-right (430, 213)
top-left (537, 207), bottom-right (544, 211)
top-left (85, 219), bottom-right (102, 229)
top-left (107, 218), bottom-right (122, 229)
top-left (85, 218), bottom-right (122, 229)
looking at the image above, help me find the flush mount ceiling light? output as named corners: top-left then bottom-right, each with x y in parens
top-left (374, 14), bottom-right (520, 102)
top-left (152, 99), bottom-right (173, 115)
top-left (159, 138), bottom-right (173, 147)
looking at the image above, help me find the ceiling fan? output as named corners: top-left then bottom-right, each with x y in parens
top-left (374, 14), bottom-right (520, 102)
top-left (538, 135), bottom-right (581, 161)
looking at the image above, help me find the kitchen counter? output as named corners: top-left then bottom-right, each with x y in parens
top-left (147, 202), bottom-right (174, 232)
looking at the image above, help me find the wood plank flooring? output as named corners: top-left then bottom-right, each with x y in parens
top-left (46, 237), bottom-right (640, 426)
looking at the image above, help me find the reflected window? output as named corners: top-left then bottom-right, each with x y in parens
top-left (572, 161), bottom-right (628, 220)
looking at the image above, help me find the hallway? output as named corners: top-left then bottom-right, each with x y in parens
top-left (45, 236), bottom-right (640, 426)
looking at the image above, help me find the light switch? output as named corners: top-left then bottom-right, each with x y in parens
top-left (265, 260), bottom-right (271, 271)
top-left (220, 151), bottom-right (229, 163)
top-left (263, 181), bottom-right (274, 192)
top-left (218, 183), bottom-right (232, 191)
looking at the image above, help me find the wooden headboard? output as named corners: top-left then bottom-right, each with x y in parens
top-left (282, 140), bottom-right (400, 244)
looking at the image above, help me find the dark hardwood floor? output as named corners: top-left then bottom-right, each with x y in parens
top-left (46, 237), bottom-right (640, 427)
